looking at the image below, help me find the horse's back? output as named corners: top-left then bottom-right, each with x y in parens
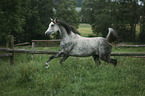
top-left (69, 36), bottom-right (109, 57)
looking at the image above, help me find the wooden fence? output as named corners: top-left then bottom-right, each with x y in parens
top-left (116, 45), bottom-right (145, 47)
top-left (32, 40), bottom-right (60, 47)
top-left (0, 53), bottom-right (13, 57)
top-left (0, 35), bottom-right (14, 64)
top-left (0, 48), bottom-right (145, 65)
top-left (1, 38), bottom-right (145, 65)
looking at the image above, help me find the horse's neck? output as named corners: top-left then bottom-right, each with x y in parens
top-left (59, 25), bottom-right (80, 44)
top-left (59, 26), bottom-right (69, 39)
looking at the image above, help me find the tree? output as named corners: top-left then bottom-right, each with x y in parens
top-left (139, 0), bottom-right (145, 42)
top-left (0, 0), bottom-right (54, 44)
top-left (0, 0), bottom-right (79, 45)
top-left (81, 0), bottom-right (113, 37)
top-left (21, 0), bottom-right (54, 42)
top-left (0, 0), bottom-right (24, 45)
top-left (112, 0), bottom-right (140, 41)
top-left (54, 0), bottom-right (79, 28)
top-left (81, 0), bottom-right (140, 41)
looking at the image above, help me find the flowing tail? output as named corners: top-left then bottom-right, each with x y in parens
top-left (106, 28), bottom-right (119, 44)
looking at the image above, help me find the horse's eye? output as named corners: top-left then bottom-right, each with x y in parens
top-left (51, 25), bottom-right (54, 27)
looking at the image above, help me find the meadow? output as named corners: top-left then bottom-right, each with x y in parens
top-left (77, 24), bottom-right (93, 36)
top-left (0, 24), bottom-right (145, 96)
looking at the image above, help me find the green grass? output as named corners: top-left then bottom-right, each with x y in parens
top-left (0, 47), bottom-right (145, 96)
top-left (77, 24), bottom-right (94, 37)
top-left (136, 24), bottom-right (140, 40)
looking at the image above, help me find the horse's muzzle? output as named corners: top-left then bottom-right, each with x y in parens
top-left (45, 32), bottom-right (51, 35)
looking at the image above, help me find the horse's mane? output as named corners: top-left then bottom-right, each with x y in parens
top-left (56, 20), bottom-right (80, 35)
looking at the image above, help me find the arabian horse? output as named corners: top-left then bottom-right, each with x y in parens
top-left (45, 18), bottom-right (117, 68)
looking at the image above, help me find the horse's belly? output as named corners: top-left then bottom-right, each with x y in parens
top-left (69, 52), bottom-right (95, 57)
top-left (69, 46), bottom-right (98, 57)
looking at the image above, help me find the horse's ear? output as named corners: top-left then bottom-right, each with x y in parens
top-left (50, 18), bottom-right (53, 22)
top-left (54, 18), bottom-right (57, 23)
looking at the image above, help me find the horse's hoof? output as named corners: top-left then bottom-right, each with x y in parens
top-left (45, 65), bottom-right (49, 69)
top-left (46, 62), bottom-right (48, 65)
top-left (45, 62), bottom-right (50, 68)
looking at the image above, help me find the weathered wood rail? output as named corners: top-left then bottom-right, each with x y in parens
top-left (1, 48), bottom-right (145, 56)
top-left (0, 48), bottom-right (58, 54)
top-left (1, 48), bottom-right (145, 65)
top-left (15, 42), bottom-right (30, 46)
top-left (116, 45), bottom-right (145, 47)
top-left (111, 53), bottom-right (145, 56)
top-left (32, 40), bottom-right (60, 47)
top-left (0, 53), bottom-right (13, 57)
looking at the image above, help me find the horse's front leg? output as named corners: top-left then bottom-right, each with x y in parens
top-left (45, 51), bottom-right (64, 68)
top-left (59, 43), bottom-right (75, 64)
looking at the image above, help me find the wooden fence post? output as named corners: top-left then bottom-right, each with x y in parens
top-left (32, 42), bottom-right (35, 60)
top-left (9, 35), bottom-right (14, 65)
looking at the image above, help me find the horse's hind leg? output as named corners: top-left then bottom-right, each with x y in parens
top-left (99, 54), bottom-right (117, 66)
top-left (93, 55), bottom-right (101, 66)
top-left (110, 59), bottom-right (117, 66)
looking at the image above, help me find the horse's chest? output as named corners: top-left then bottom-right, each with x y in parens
top-left (60, 41), bottom-right (74, 51)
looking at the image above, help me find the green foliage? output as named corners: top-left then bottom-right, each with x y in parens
top-left (0, 0), bottom-right (53, 44)
top-left (0, 0), bottom-right (79, 45)
top-left (81, 0), bottom-right (112, 36)
top-left (112, 0), bottom-right (140, 41)
top-left (20, 0), bottom-right (54, 42)
top-left (81, 0), bottom-right (141, 41)
top-left (139, 1), bottom-right (145, 42)
top-left (54, 0), bottom-right (79, 28)
top-left (0, 0), bottom-right (25, 44)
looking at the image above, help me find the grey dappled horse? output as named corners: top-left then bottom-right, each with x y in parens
top-left (45, 18), bottom-right (117, 68)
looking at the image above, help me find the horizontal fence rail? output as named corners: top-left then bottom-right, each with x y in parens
top-left (0, 53), bottom-right (13, 57)
top-left (116, 45), bottom-right (145, 47)
top-left (0, 48), bottom-right (58, 54)
top-left (1, 48), bottom-right (145, 65)
top-left (111, 53), bottom-right (145, 56)
top-left (15, 42), bottom-right (30, 46)
top-left (32, 40), bottom-right (60, 47)
top-left (1, 48), bottom-right (145, 56)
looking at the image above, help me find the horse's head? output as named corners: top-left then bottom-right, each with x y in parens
top-left (45, 18), bottom-right (59, 35)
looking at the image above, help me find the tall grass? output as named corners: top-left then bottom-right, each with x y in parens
top-left (0, 49), bottom-right (145, 96)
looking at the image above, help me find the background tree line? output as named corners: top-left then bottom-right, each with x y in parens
top-left (0, 0), bottom-right (79, 45)
top-left (81, 0), bottom-right (145, 42)
top-left (0, 0), bottom-right (145, 46)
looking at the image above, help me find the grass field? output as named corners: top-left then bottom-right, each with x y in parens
top-left (0, 24), bottom-right (145, 96)
top-left (0, 46), bottom-right (145, 96)
top-left (77, 24), bottom-right (93, 37)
